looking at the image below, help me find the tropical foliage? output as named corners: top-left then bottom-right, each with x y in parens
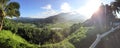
top-left (0, 30), bottom-right (39, 48)
top-left (1, 18), bottom-right (87, 48)
top-left (0, 0), bottom-right (20, 30)
top-left (110, 0), bottom-right (120, 14)
top-left (1, 0), bottom-right (119, 48)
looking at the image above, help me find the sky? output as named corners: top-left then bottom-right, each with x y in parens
top-left (11, 0), bottom-right (114, 19)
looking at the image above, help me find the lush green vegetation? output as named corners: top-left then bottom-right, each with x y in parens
top-left (0, 0), bottom-right (120, 48)
top-left (0, 0), bottom-right (20, 30)
top-left (0, 30), bottom-right (39, 48)
top-left (0, 18), bottom-right (88, 48)
top-left (40, 26), bottom-right (87, 48)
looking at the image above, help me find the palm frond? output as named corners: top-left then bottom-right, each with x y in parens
top-left (6, 9), bottom-right (20, 17)
top-left (111, 2), bottom-right (120, 14)
top-left (5, 2), bottom-right (20, 17)
top-left (0, 0), bottom-right (10, 7)
top-left (6, 2), bottom-right (20, 10)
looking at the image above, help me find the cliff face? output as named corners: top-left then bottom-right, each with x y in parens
top-left (84, 4), bottom-right (117, 30)
top-left (80, 5), bottom-right (120, 48)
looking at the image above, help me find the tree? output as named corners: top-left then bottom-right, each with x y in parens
top-left (0, 0), bottom-right (20, 30)
top-left (111, 0), bottom-right (120, 14)
top-left (105, 4), bottom-right (116, 28)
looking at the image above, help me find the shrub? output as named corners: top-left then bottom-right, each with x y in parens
top-left (41, 41), bottom-right (75, 48)
top-left (0, 30), bottom-right (39, 48)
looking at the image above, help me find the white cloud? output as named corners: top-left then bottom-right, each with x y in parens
top-left (41, 4), bottom-right (52, 10)
top-left (41, 4), bottom-right (59, 18)
top-left (29, 10), bottom-right (59, 18)
top-left (30, 3), bottom-right (72, 18)
top-left (60, 2), bottom-right (71, 13)
top-left (41, 9), bottom-right (59, 18)
top-left (30, 4), bottom-right (59, 18)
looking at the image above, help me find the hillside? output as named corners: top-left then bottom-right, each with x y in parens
top-left (14, 13), bottom-right (86, 24)
top-left (1, 18), bottom-right (88, 48)
top-left (0, 30), bottom-right (39, 48)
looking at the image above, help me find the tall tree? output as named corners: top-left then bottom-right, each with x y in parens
top-left (105, 4), bottom-right (116, 28)
top-left (0, 0), bottom-right (20, 30)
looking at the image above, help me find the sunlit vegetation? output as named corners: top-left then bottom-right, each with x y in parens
top-left (0, 0), bottom-right (20, 30)
top-left (1, 0), bottom-right (119, 48)
top-left (41, 41), bottom-right (75, 48)
top-left (1, 18), bottom-right (88, 48)
top-left (0, 30), bottom-right (39, 48)
top-left (41, 25), bottom-right (87, 48)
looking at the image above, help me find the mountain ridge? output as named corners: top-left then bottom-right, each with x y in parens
top-left (14, 13), bottom-right (86, 24)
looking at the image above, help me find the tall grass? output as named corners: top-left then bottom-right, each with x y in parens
top-left (0, 30), bottom-right (39, 48)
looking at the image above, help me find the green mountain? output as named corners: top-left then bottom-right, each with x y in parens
top-left (14, 13), bottom-right (86, 24)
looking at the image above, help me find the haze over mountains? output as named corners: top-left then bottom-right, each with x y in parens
top-left (14, 13), bottom-right (87, 23)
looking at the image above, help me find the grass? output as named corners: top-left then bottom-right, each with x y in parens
top-left (0, 30), bottom-right (75, 48)
top-left (0, 30), bottom-right (39, 48)
top-left (47, 22), bottom-right (74, 29)
top-left (41, 27), bottom-right (88, 48)
top-left (0, 26), bottom-right (87, 48)
top-left (0, 30), bottom-right (76, 48)
top-left (41, 41), bottom-right (75, 48)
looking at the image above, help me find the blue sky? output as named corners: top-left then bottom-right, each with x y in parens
top-left (11, 0), bottom-right (114, 19)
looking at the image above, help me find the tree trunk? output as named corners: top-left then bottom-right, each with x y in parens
top-left (0, 9), bottom-right (4, 31)
top-left (0, 16), bottom-right (4, 31)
